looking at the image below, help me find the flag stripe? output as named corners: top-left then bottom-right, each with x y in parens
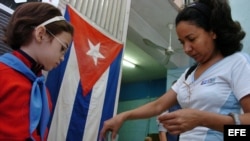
top-left (66, 82), bottom-right (90, 141)
top-left (100, 50), bottom-right (123, 126)
top-left (82, 70), bottom-right (109, 141)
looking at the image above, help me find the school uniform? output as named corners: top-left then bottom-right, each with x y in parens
top-left (0, 50), bottom-right (51, 141)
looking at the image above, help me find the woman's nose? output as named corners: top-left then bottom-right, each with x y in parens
top-left (183, 43), bottom-right (192, 52)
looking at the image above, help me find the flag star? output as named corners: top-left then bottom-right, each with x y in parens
top-left (86, 39), bottom-right (105, 66)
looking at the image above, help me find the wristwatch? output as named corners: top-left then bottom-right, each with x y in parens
top-left (228, 113), bottom-right (241, 125)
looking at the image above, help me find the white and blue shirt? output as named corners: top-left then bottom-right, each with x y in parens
top-left (172, 52), bottom-right (250, 141)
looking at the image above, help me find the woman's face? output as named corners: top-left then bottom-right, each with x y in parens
top-left (176, 21), bottom-right (217, 64)
top-left (38, 31), bottom-right (72, 71)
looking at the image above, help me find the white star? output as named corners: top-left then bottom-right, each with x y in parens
top-left (86, 39), bottom-right (105, 66)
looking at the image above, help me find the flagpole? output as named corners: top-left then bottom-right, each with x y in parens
top-left (114, 0), bottom-right (131, 116)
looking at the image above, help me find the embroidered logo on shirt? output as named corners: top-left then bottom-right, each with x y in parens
top-left (201, 78), bottom-right (216, 85)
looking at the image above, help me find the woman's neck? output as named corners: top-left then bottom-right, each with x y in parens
top-left (194, 53), bottom-right (223, 80)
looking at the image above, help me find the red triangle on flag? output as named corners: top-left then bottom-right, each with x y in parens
top-left (67, 6), bottom-right (123, 96)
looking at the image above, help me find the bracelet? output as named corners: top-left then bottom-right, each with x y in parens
top-left (228, 113), bottom-right (241, 125)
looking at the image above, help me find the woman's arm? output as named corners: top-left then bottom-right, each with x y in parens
top-left (201, 94), bottom-right (250, 131)
top-left (239, 95), bottom-right (250, 124)
top-left (100, 89), bottom-right (178, 140)
top-left (158, 94), bottom-right (250, 134)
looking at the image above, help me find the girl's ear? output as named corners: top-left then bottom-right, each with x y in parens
top-left (34, 26), bottom-right (46, 42)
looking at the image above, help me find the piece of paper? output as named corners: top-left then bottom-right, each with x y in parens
top-left (106, 131), bottom-right (119, 141)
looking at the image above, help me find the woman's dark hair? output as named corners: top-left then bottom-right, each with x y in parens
top-left (175, 0), bottom-right (245, 57)
top-left (3, 2), bottom-right (74, 50)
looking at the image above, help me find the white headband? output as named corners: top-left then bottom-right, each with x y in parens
top-left (38, 16), bottom-right (65, 27)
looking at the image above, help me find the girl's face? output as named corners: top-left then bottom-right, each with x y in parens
top-left (176, 21), bottom-right (217, 64)
top-left (38, 31), bottom-right (72, 71)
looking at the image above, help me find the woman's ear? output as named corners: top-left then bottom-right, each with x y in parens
top-left (34, 26), bottom-right (46, 42)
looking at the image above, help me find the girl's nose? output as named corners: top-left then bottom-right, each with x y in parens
top-left (60, 55), bottom-right (65, 62)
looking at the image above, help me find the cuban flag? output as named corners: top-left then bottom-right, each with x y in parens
top-left (46, 5), bottom-right (123, 141)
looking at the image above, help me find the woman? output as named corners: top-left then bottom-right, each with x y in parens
top-left (100, 0), bottom-right (250, 141)
top-left (0, 2), bottom-right (74, 141)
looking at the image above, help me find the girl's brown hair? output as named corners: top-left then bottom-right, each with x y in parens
top-left (3, 2), bottom-right (74, 50)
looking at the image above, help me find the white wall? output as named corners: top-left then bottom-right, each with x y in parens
top-left (230, 0), bottom-right (250, 54)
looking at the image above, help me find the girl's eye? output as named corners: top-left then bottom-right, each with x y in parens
top-left (61, 46), bottom-right (65, 51)
top-left (61, 46), bottom-right (68, 53)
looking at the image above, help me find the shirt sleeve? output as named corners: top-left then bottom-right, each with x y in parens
top-left (231, 53), bottom-right (250, 100)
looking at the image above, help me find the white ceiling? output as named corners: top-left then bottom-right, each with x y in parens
top-left (122, 0), bottom-right (191, 83)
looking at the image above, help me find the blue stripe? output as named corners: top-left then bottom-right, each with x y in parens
top-left (66, 82), bottom-right (91, 141)
top-left (98, 50), bottom-right (123, 140)
top-left (64, 6), bottom-right (71, 21)
top-left (219, 92), bottom-right (241, 115)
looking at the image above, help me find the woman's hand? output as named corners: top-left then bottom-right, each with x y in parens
top-left (158, 109), bottom-right (201, 135)
top-left (99, 113), bottom-right (125, 141)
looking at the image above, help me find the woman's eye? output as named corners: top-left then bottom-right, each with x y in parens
top-left (189, 39), bottom-right (195, 42)
top-left (188, 37), bottom-right (195, 42)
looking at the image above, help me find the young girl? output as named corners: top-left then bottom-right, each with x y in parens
top-left (0, 2), bottom-right (74, 140)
